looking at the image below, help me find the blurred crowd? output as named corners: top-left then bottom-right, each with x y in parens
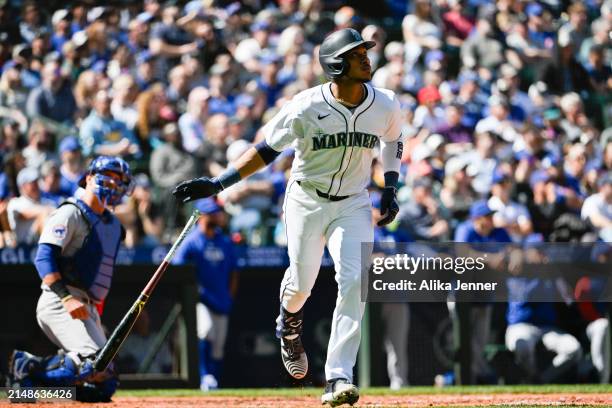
top-left (0, 0), bottom-right (609, 250)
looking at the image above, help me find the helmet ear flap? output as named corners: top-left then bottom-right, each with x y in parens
top-left (325, 58), bottom-right (349, 79)
top-left (339, 59), bottom-right (350, 78)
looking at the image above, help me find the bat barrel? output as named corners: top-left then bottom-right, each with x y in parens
top-left (142, 261), bottom-right (169, 296)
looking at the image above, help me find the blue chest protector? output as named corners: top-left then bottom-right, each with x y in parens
top-left (57, 199), bottom-right (123, 302)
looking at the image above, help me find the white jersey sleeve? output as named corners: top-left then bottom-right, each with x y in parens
top-left (261, 99), bottom-right (304, 152)
top-left (382, 95), bottom-right (403, 142)
top-left (379, 93), bottom-right (404, 174)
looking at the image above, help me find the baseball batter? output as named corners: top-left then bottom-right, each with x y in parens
top-left (8, 156), bottom-right (132, 402)
top-left (173, 28), bottom-right (403, 407)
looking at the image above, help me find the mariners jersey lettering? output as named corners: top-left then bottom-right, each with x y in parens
top-left (262, 83), bottom-right (403, 196)
top-left (311, 131), bottom-right (379, 151)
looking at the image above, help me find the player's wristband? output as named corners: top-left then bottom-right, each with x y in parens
top-left (216, 167), bottom-right (241, 190)
top-left (384, 171), bottom-right (399, 189)
top-left (50, 280), bottom-right (71, 301)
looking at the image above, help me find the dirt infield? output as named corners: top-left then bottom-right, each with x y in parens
top-left (42, 392), bottom-right (612, 407)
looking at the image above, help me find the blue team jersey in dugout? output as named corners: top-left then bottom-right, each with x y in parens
top-left (173, 228), bottom-right (237, 314)
top-left (506, 278), bottom-right (558, 326)
top-left (454, 222), bottom-right (512, 244)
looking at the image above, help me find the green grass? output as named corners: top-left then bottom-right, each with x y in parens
top-left (117, 384), bottom-right (612, 398)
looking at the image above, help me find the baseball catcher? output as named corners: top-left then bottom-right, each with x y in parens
top-left (7, 156), bottom-right (132, 402)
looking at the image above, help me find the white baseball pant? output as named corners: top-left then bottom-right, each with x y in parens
top-left (279, 179), bottom-right (373, 382)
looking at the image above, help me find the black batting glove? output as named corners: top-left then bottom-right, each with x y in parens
top-left (172, 177), bottom-right (222, 203)
top-left (377, 187), bottom-right (399, 227)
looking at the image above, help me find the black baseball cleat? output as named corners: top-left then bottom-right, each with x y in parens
top-left (280, 336), bottom-right (308, 379)
top-left (321, 378), bottom-right (359, 407)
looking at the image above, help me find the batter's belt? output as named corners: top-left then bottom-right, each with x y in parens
top-left (296, 181), bottom-right (350, 201)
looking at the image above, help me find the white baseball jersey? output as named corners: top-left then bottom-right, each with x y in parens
top-left (262, 82), bottom-right (403, 196)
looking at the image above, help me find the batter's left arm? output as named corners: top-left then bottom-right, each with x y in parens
top-left (377, 139), bottom-right (402, 227)
top-left (379, 95), bottom-right (404, 178)
top-left (377, 96), bottom-right (404, 226)
top-left (379, 139), bottom-right (402, 179)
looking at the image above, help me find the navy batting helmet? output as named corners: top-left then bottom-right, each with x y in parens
top-left (88, 156), bottom-right (133, 206)
top-left (318, 28), bottom-right (375, 79)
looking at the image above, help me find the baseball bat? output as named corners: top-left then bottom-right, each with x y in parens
top-left (93, 209), bottom-right (201, 372)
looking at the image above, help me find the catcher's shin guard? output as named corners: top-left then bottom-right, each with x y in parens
top-left (8, 350), bottom-right (94, 387)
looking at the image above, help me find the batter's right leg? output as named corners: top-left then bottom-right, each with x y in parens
top-left (278, 181), bottom-right (327, 314)
top-left (277, 181), bottom-right (328, 379)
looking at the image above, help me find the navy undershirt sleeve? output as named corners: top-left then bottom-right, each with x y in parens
top-left (35, 243), bottom-right (62, 279)
top-left (256, 140), bottom-right (281, 165)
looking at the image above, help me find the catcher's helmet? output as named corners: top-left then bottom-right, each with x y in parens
top-left (318, 28), bottom-right (375, 79)
top-left (87, 156), bottom-right (133, 206)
